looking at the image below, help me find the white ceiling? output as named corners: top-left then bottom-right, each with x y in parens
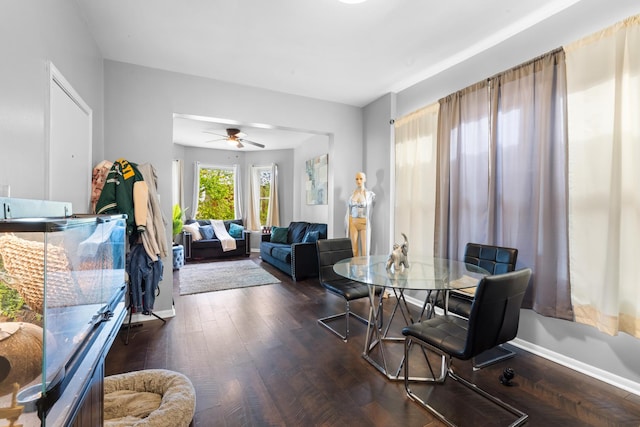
top-left (172, 113), bottom-right (326, 151)
top-left (74, 0), bottom-right (636, 150)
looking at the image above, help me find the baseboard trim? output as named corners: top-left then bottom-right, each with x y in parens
top-left (403, 294), bottom-right (640, 397)
top-left (510, 338), bottom-right (640, 397)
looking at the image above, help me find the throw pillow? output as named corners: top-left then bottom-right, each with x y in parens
top-left (199, 224), bottom-right (214, 240)
top-left (182, 223), bottom-right (202, 241)
top-left (302, 230), bottom-right (319, 243)
top-left (229, 222), bottom-right (244, 238)
top-left (270, 226), bottom-right (288, 244)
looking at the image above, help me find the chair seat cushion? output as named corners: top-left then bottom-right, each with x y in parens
top-left (402, 315), bottom-right (470, 360)
top-left (322, 278), bottom-right (371, 301)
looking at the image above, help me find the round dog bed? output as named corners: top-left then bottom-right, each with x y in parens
top-left (104, 369), bottom-right (195, 427)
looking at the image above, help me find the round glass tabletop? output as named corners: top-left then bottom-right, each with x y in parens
top-left (333, 255), bottom-right (489, 291)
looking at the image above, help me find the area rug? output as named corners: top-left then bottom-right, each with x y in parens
top-left (178, 259), bottom-right (281, 295)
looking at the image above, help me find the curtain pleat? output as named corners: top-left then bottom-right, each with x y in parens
top-left (267, 163), bottom-right (280, 227)
top-left (192, 161), bottom-right (200, 218)
top-left (435, 81), bottom-right (491, 259)
top-left (233, 164), bottom-right (243, 220)
top-left (247, 166), bottom-right (261, 230)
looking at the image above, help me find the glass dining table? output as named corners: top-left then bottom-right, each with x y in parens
top-left (333, 255), bottom-right (489, 381)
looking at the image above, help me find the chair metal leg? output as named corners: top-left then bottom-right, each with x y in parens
top-left (317, 300), bottom-right (369, 342)
top-left (404, 336), bottom-right (528, 427)
top-left (448, 368), bottom-right (528, 426)
top-left (472, 344), bottom-right (516, 370)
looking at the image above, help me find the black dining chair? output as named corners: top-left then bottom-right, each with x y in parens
top-left (316, 238), bottom-right (382, 342)
top-left (436, 242), bottom-right (519, 369)
top-left (403, 268), bottom-right (532, 427)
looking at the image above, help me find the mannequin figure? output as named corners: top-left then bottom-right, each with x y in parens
top-left (347, 172), bottom-right (376, 256)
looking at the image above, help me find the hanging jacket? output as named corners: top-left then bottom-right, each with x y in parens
top-left (138, 163), bottom-right (169, 261)
top-left (126, 244), bottom-right (163, 313)
top-left (96, 158), bottom-right (149, 236)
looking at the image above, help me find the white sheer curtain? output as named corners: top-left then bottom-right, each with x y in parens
top-left (171, 159), bottom-right (184, 209)
top-left (565, 15), bottom-right (640, 337)
top-left (394, 103), bottom-right (439, 257)
top-left (247, 165), bottom-right (262, 230)
top-left (267, 163), bottom-right (280, 227)
top-left (233, 164), bottom-right (243, 220)
top-left (192, 161), bottom-right (201, 219)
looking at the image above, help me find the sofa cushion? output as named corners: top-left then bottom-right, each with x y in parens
top-left (229, 222), bottom-right (244, 238)
top-left (199, 224), bottom-right (215, 240)
top-left (270, 246), bottom-right (292, 263)
top-left (225, 219), bottom-right (243, 229)
top-left (271, 226), bottom-right (288, 244)
top-left (260, 242), bottom-right (278, 256)
top-left (288, 221), bottom-right (309, 243)
top-left (305, 223), bottom-right (327, 240)
top-left (302, 230), bottom-right (320, 243)
top-left (183, 223), bottom-right (202, 241)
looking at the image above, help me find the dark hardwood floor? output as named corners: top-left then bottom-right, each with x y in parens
top-left (105, 255), bottom-right (640, 427)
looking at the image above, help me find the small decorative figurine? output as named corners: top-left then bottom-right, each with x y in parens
top-left (386, 233), bottom-right (409, 270)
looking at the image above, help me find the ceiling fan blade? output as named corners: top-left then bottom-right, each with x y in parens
top-left (202, 130), bottom-right (227, 138)
top-left (204, 138), bottom-right (226, 143)
top-left (239, 138), bottom-right (265, 149)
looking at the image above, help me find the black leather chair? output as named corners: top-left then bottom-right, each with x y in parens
top-left (437, 242), bottom-right (519, 368)
top-left (316, 238), bottom-right (381, 342)
top-left (403, 268), bottom-right (532, 427)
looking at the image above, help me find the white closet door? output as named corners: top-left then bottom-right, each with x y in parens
top-left (48, 63), bottom-right (92, 214)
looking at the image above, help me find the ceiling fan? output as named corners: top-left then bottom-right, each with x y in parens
top-left (202, 128), bottom-right (265, 149)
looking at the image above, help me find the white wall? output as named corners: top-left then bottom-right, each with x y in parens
top-left (0, 1), bottom-right (104, 201)
top-left (363, 93), bottom-right (395, 255)
top-left (294, 135), bottom-right (330, 228)
top-left (362, 0), bottom-right (640, 390)
top-left (104, 60), bottom-right (363, 314)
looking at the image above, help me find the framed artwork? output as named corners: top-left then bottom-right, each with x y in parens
top-left (305, 154), bottom-right (328, 205)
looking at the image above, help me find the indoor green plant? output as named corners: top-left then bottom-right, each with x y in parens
top-left (172, 204), bottom-right (186, 243)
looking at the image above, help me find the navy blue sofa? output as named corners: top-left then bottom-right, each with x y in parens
top-left (260, 221), bottom-right (327, 281)
top-left (184, 219), bottom-right (250, 260)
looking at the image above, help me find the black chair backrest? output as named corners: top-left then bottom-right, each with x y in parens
top-left (464, 243), bottom-right (518, 275)
top-left (316, 238), bottom-right (354, 284)
top-left (463, 268), bottom-right (532, 359)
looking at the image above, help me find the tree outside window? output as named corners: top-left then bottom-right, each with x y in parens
top-left (196, 167), bottom-right (235, 220)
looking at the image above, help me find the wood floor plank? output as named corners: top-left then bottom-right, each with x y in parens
top-left (106, 254), bottom-right (640, 427)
